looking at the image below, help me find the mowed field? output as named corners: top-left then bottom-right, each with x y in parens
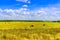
top-left (0, 22), bottom-right (60, 29)
top-left (0, 21), bottom-right (60, 40)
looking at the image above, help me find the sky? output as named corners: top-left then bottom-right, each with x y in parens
top-left (0, 0), bottom-right (60, 20)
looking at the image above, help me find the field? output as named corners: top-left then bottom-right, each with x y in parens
top-left (0, 21), bottom-right (60, 40)
top-left (0, 22), bottom-right (60, 29)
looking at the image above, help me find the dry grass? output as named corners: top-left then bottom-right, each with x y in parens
top-left (0, 28), bottom-right (59, 40)
top-left (0, 22), bottom-right (59, 40)
top-left (0, 22), bottom-right (60, 29)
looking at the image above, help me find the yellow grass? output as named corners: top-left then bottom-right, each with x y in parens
top-left (0, 22), bottom-right (60, 29)
top-left (0, 22), bottom-right (60, 40)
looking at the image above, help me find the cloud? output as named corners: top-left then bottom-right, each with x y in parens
top-left (0, 4), bottom-right (60, 20)
top-left (16, 0), bottom-right (30, 3)
top-left (33, 6), bottom-right (60, 20)
top-left (0, 7), bottom-right (32, 20)
top-left (22, 5), bottom-right (28, 8)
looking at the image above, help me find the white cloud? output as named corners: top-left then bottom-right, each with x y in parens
top-left (0, 7), bottom-right (32, 20)
top-left (16, 0), bottom-right (30, 3)
top-left (33, 7), bottom-right (60, 20)
top-left (22, 5), bottom-right (28, 8)
top-left (0, 4), bottom-right (60, 20)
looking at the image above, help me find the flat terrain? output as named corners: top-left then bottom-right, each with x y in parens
top-left (0, 21), bottom-right (60, 40)
top-left (0, 22), bottom-right (60, 29)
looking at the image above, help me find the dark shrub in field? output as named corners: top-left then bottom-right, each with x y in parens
top-left (56, 38), bottom-right (59, 40)
top-left (43, 24), bottom-right (45, 26)
top-left (30, 25), bottom-right (34, 27)
top-left (3, 35), bottom-right (6, 39)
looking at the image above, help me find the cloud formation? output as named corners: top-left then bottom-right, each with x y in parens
top-left (16, 0), bottom-right (30, 3)
top-left (0, 4), bottom-right (60, 20)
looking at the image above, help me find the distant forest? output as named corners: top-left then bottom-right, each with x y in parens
top-left (0, 20), bottom-right (60, 22)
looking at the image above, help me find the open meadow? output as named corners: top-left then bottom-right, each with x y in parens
top-left (0, 21), bottom-right (60, 40)
top-left (0, 21), bottom-right (60, 29)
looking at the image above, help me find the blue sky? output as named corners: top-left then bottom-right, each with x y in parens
top-left (0, 0), bottom-right (60, 20)
top-left (0, 0), bottom-right (59, 9)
